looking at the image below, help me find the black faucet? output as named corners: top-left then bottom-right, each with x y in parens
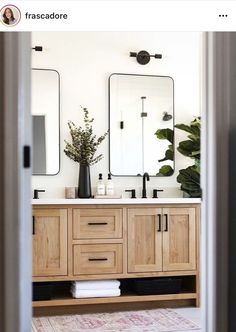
top-left (142, 172), bottom-right (150, 198)
top-left (33, 189), bottom-right (45, 199)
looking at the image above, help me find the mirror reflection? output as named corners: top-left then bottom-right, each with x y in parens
top-left (109, 73), bottom-right (174, 176)
top-left (32, 68), bottom-right (60, 175)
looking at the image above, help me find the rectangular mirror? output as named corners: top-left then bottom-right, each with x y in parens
top-left (109, 73), bottom-right (174, 176)
top-left (32, 68), bottom-right (60, 175)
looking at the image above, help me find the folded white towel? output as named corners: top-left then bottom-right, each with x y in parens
top-left (71, 288), bottom-right (121, 298)
top-left (71, 280), bottom-right (120, 290)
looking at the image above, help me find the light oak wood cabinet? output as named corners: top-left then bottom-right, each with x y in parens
top-left (162, 207), bottom-right (196, 271)
top-left (73, 208), bottom-right (122, 239)
top-left (73, 243), bottom-right (123, 275)
top-left (32, 208), bottom-right (68, 277)
top-left (128, 208), bottom-right (163, 273)
top-left (32, 203), bottom-right (200, 311)
top-left (128, 207), bottom-right (196, 273)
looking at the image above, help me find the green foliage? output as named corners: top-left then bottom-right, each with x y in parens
top-left (175, 117), bottom-right (201, 198)
top-left (64, 106), bottom-right (108, 166)
top-left (155, 128), bottom-right (174, 176)
top-left (177, 166), bottom-right (201, 198)
top-left (155, 128), bottom-right (174, 144)
top-left (157, 165), bottom-right (174, 176)
top-left (158, 144), bottom-right (174, 162)
top-left (175, 117), bottom-right (200, 161)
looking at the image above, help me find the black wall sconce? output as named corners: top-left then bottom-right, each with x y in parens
top-left (130, 50), bottom-right (162, 65)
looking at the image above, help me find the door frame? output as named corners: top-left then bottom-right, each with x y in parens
top-left (0, 32), bottom-right (31, 332)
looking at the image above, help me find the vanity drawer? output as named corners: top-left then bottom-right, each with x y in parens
top-left (73, 208), bottom-right (122, 239)
top-left (73, 244), bottom-right (123, 275)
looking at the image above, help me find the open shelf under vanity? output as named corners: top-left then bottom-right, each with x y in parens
top-left (33, 275), bottom-right (197, 309)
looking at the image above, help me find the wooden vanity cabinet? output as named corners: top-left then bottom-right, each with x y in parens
top-left (128, 207), bottom-right (197, 273)
top-left (32, 208), bottom-right (68, 277)
top-left (32, 203), bottom-right (200, 312)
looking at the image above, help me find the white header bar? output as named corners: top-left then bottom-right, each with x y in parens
top-left (0, 1), bottom-right (235, 31)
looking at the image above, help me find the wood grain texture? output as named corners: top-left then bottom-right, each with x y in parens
top-left (162, 208), bottom-right (196, 271)
top-left (33, 292), bottom-right (197, 307)
top-left (195, 205), bottom-right (201, 307)
top-left (73, 208), bottom-right (122, 239)
top-left (127, 208), bottom-right (162, 273)
top-left (33, 299), bottom-right (195, 316)
top-left (32, 203), bottom-right (200, 311)
top-left (32, 209), bottom-right (68, 277)
top-left (73, 243), bottom-right (123, 275)
top-left (32, 270), bottom-right (197, 282)
top-left (67, 208), bottom-right (73, 278)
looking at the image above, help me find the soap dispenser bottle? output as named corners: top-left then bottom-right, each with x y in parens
top-left (97, 173), bottom-right (105, 195)
top-left (106, 173), bottom-right (114, 196)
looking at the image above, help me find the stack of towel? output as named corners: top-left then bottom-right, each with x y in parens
top-left (71, 280), bottom-right (121, 298)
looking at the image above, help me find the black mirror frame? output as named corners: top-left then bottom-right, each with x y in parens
top-left (32, 68), bottom-right (61, 176)
top-left (108, 72), bottom-right (175, 177)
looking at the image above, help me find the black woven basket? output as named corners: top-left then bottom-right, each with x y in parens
top-left (132, 277), bottom-right (182, 295)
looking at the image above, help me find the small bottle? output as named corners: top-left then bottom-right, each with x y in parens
top-left (97, 173), bottom-right (105, 195)
top-left (106, 173), bottom-right (114, 196)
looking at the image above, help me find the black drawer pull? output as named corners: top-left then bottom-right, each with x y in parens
top-left (88, 258), bottom-right (108, 261)
top-left (88, 222), bottom-right (108, 225)
top-left (157, 214), bottom-right (162, 232)
top-left (32, 216), bottom-right (35, 235)
top-left (164, 214), bottom-right (168, 232)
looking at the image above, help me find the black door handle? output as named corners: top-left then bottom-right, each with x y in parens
top-left (157, 214), bottom-right (162, 232)
top-left (164, 214), bottom-right (168, 232)
top-left (32, 216), bottom-right (35, 235)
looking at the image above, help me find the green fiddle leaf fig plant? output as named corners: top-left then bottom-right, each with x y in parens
top-left (155, 117), bottom-right (201, 197)
top-left (155, 128), bottom-right (174, 176)
top-left (175, 117), bottom-right (201, 197)
top-left (158, 165), bottom-right (175, 176)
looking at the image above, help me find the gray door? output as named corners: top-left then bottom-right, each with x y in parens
top-left (0, 32), bottom-right (32, 332)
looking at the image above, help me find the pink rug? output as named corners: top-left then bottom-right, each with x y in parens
top-left (32, 308), bottom-right (200, 332)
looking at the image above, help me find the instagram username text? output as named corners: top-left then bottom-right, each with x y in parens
top-left (25, 12), bottom-right (68, 20)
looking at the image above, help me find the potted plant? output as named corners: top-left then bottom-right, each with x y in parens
top-left (175, 117), bottom-right (201, 198)
top-left (64, 106), bottom-right (108, 198)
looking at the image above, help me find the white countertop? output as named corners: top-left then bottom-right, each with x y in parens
top-left (32, 198), bottom-right (201, 205)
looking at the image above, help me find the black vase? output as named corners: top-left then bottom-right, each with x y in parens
top-left (78, 163), bottom-right (91, 198)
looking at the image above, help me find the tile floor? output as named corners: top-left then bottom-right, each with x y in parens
top-left (174, 307), bottom-right (202, 331)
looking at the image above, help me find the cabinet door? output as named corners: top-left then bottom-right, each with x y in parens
top-left (162, 207), bottom-right (196, 271)
top-left (32, 209), bottom-right (68, 277)
top-left (128, 208), bottom-right (162, 273)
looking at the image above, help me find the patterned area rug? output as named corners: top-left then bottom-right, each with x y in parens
top-left (32, 308), bottom-right (200, 332)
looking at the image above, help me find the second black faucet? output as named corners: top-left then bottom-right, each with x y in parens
top-left (142, 172), bottom-right (150, 198)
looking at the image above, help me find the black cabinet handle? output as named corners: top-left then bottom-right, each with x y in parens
top-left (88, 222), bottom-right (108, 225)
top-left (32, 216), bottom-right (35, 235)
top-left (157, 214), bottom-right (162, 232)
top-left (164, 214), bottom-right (168, 232)
top-left (88, 258), bottom-right (108, 261)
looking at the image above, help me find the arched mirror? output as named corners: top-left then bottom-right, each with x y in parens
top-left (109, 73), bottom-right (174, 176)
top-left (32, 68), bottom-right (60, 175)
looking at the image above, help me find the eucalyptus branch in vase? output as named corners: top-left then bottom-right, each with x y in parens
top-left (64, 106), bottom-right (108, 198)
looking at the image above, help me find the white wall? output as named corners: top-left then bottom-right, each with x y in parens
top-left (32, 32), bottom-right (201, 198)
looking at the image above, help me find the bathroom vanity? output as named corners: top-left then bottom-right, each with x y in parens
top-left (32, 198), bottom-right (200, 315)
